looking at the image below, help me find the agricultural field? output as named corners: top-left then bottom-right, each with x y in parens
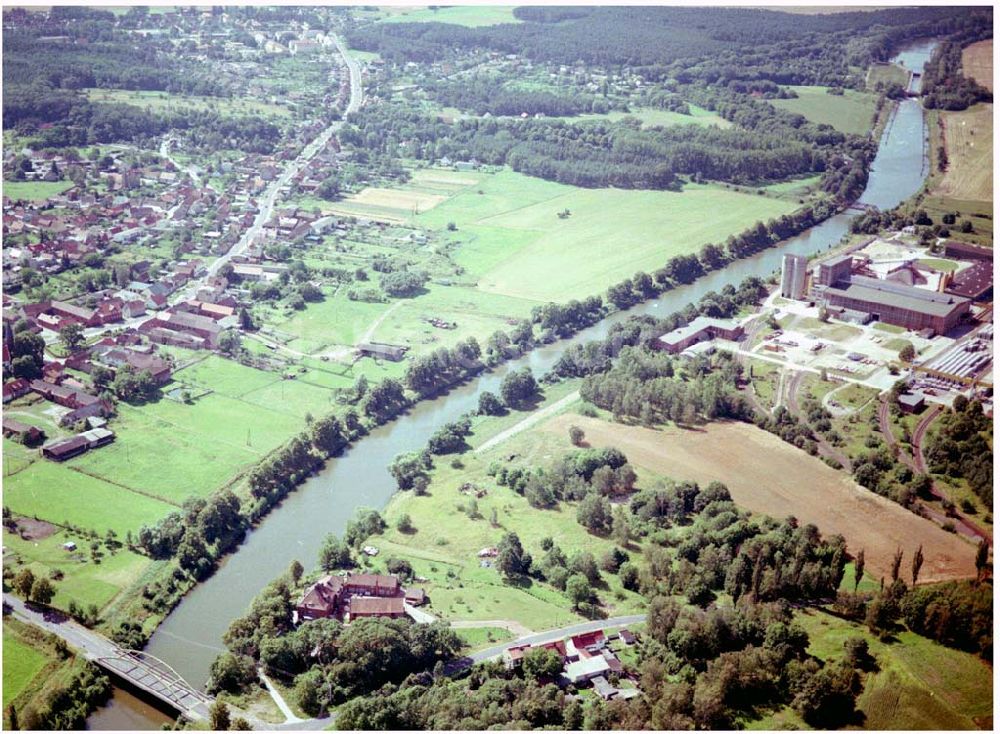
top-left (84, 88), bottom-right (292, 118)
top-left (2, 354), bottom-right (324, 534)
top-left (543, 105), bottom-right (732, 129)
top-left (1, 180), bottom-right (74, 201)
top-left (378, 5), bottom-right (521, 27)
top-left (961, 38), bottom-right (993, 92)
top-left (934, 103), bottom-right (993, 203)
top-left (539, 413), bottom-right (978, 584)
top-left (771, 85), bottom-right (878, 136)
top-left (419, 169), bottom-right (798, 302)
top-left (797, 609), bottom-right (992, 729)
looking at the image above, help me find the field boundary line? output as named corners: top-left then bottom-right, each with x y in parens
top-left (66, 466), bottom-right (182, 508)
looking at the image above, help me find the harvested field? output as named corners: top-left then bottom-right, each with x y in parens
top-left (541, 415), bottom-right (976, 583)
top-left (935, 104), bottom-right (993, 202)
top-left (325, 185), bottom-right (448, 222)
top-left (961, 39), bottom-right (992, 92)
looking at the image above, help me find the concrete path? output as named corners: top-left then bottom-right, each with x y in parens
top-left (405, 602), bottom-right (438, 624)
top-left (476, 391), bottom-right (580, 454)
top-left (449, 619), bottom-right (533, 637)
top-left (259, 669), bottom-right (303, 724)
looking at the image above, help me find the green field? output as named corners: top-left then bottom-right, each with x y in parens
top-left (2, 355), bottom-right (325, 532)
top-left (455, 626), bottom-right (515, 651)
top-left (3, 627), bottom-right (51, 704)
top-left (771, 86), bottom-right (878, 136)
top-left (797, 609), bottom-right (992, 729)
top-left (867, 62), bottom-right (911, 90)
top-left (84, 88), bottom-right (291, 118)
top-left (363, 388), bottom-right (649, 631)
top-left (2, 180), bottom-right (73, 201)
top-left (3, 459), bottom-right (177, 535)
top-left (3, 527), bottom-right (153, 612)
top-left (379, 5), bottom-right (520, 27)
top-left (419, 170), bottom-right (798, 302)
top-left (531, 105), bottom-right (731, 129)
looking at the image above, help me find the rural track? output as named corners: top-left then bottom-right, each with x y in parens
top-left (785, 369), bottom-right (852, 471)
top-left (475, 391), bottom-right (580, 454)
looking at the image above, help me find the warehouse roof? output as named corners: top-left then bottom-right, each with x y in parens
top-left (830, 276), bottom-right (970, 318)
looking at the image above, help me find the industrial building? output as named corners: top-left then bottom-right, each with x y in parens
top-left (654, 317), bottom-right (745, 354)
top-left (820, 276), bottom-right (971, 334)
top-left (780, 254), bottom-right (809, 299)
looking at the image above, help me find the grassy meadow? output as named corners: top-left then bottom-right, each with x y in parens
top-left (416, 169), bottom-right (797, 302)
top-left (362, 387), bottom-right (655, 631)
top-left (2, 180), bottom-right (74, 201)
top-left (796, 609), bottom-right (992, 729)
top-left (84, 88), bottom-right (292, 118)
top-left (771, 86), bottom-right (878, 136)
top-left (935, 103), bottom-right (993, 203)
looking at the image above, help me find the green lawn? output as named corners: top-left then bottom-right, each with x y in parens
top-left (2, 627), bottom-right (50, 704)
top-left (420, 170), bottom-right (799, 302)
top-left (918, 257), bottom-right (961, 272)
top-left (2, 180), bottom-right (73, 201)
top-left (771, 86), bottom-right (878, 136)
top-left (379, 5), bottom-right (520, 26)
top-left (455, 626), bottom-right (515, 651)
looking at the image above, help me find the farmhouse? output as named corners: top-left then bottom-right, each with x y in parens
top-left (357, 342), bottom-right (408, 361)
top-left (92, 346), bottom-right (173, 385)
top-left (346, 595), bottom-right (406, 621)
top-left (41, 435), bottom-right (90, 461)
top-left (3, 378), bottom-right (32, 403)
top-left (294, 572), bottom-right (407, 623)
top-left (139, 310), bottom-right (222, 349)
top-left (2, 417), bottom-right (44, 444)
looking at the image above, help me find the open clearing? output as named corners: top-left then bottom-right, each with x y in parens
top-left (2, 180), bottom-right (73, 201)
top-left (935, 103), bottom-right (993, 202)
top-left (798, 609), bottom-right (992, 730)
top-left (771, 85), bottom-right (877, 136)
top-left (419, 169), bottom-right (797, 302)
top-left (867, 62), bottom-right (910, 90)
top-left (378, 5), bottom-right (520, 27)
top-left (962, 39), bottom-right (993, 91)
top-left (84, 88), bottom-right (291, 118)
top-left (541, 415), bottom-right (976, 583)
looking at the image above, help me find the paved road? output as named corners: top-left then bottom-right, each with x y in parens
top-left (461, 614), bottom-right (645, 666)
top-left (206, 33), bottom-right (362, 279)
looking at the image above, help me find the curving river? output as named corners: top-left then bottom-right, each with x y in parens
top-left (89, 39), bottom-right (938, 728)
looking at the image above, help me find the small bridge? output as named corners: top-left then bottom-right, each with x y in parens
top-left (846, 202), bottom-right (880, 214)
top-left (95, 649), bottom-right (214, 722)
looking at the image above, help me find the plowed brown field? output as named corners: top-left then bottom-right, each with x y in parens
top-left (542, 415), bottom-right (976, 584)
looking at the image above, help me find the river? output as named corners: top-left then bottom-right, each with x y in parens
top-left (88, 40), bottom-right (937, 727)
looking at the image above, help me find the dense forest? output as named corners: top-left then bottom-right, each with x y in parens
top-left (342, 104), bottom-right (855, 190)
top-left (922, 38), bottom-right (993, 110)
top-left (347, 6), bottom-right (988, 82)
